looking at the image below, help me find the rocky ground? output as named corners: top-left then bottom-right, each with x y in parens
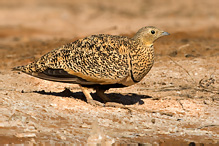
top-left (0, 0), bottom-right (218, 145)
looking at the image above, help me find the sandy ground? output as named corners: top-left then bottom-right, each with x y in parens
top-left (0, 0), bottom-right (219, 145)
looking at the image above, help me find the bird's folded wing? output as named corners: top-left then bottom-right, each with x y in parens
top-left (31, 68), bottom-right (127, 85)
top-left (28, 34), bottom-right (134, 86)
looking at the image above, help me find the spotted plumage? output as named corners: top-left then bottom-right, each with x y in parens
top-left (13, 26), bottom-right (169, 106)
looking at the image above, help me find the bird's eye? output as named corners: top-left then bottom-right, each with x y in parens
top-left (151, 30), bottom-right (155, 34)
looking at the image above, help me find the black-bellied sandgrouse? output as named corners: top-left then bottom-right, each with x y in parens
top-left (13, 26), bottom-right (169, 106)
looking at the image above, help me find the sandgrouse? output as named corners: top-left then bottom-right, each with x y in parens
top-left (13, 26), bottom-right (169, 106)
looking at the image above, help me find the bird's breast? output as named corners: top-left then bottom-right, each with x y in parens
top-left (130, 45), bottom-right (154, 82)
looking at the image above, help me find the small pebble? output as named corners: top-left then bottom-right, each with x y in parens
top-left (151, 119), bottom-right (156, 124)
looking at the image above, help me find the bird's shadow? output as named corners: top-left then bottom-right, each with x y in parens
top-left (34, 88), bottom-right (152, 105)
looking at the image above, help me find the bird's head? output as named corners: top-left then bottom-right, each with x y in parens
top-left (133, 26), bottom-right (169, 46)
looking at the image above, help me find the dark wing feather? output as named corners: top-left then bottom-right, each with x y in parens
top-left (31, 68), bottom-right (97, 85)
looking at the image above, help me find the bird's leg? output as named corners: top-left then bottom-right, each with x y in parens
top-left (96, 88), bottom-right (125, 108)
top-left (79, 85), bottom-right (104, 106)
top-left (96, 88), bottom-right (112, 103)
top-left (80, 86), bottom-right (126, 108)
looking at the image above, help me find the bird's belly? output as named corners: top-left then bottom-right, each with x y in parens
top-left (118, 74), bottom-right (137, 86)
top-left (81, 83), bottom-right (127, 90)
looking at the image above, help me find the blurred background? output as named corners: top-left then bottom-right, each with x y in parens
top-left (0, 0), bottom-right (218, 40)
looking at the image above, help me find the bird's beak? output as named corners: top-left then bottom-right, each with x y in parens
top-left (161, 31), bottom-right (170, 36)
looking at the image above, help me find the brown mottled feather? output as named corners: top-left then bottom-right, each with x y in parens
top-left (13, 26), bottom-right (169, 90)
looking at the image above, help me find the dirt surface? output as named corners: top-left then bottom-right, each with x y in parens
top-left (0, 0), bottom-right (219, 145)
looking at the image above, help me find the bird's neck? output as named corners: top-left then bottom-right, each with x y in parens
top-left (133, 34), bottom-right (154, 46)
top-left (129, 44), bottom-right (154, 82)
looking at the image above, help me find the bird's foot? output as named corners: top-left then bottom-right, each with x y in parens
top-left (80, 86), bottom-right (130, 108)
top-left (80, 85), bottom-right (104, 106)
top-left (87, 100), bottom-right (128, 109)
top-left (87, 98), bottom-right (104, 107)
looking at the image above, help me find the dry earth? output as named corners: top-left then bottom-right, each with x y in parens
top-left (0, 0), bottom-right (218, 145)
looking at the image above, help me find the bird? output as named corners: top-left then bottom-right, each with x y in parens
top-left (13, 26), bottom-right (169, 106)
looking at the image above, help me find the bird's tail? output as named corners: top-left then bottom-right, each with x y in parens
top-left (12, 62), bottom-right (39, 73)
top-left (12, 65), bottom-right (26, 72)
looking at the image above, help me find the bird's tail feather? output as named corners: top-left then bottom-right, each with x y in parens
top-left (12, 62), bottom-right (38, 73)
top-left (12, 65), bottom-right (26, 71)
